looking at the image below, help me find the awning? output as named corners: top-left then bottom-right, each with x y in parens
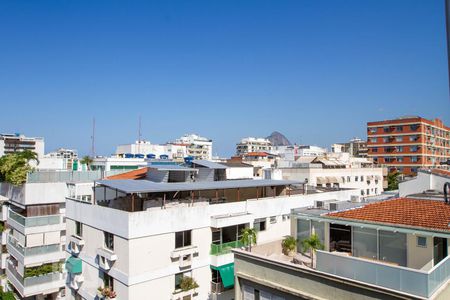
top-left (316, 177), bottom-right (326, 184)
top-left (66, 256), bottom-right (82, 274)
top-left (327, 177), bottom-right (339, 183)
top-left (211, 263), bottom-right (234, 288)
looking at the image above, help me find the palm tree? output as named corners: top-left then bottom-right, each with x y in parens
top-left (18, 150), bottom-right (39, 165)
top-left (80, 156), bottom-right (93, 170)
top-left (301, 234), bottom-right (324, 268)
top-left (282, 236), bottom-right (297, 256)
top-left (240, 228), bottom-right (257, 252)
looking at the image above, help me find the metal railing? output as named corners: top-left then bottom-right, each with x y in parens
top-left (316, 250), bottom-right (450, 298)
top-left (8, 235), bottom-right (60, 256)
top-left (8, 210), bottom-right (60, 227)
top-left (210, 241), bottom-right (244, 255)
top-left (26, 170), bottom-right (127, 183)
top-left (211, 281), bottom-right (225, 294)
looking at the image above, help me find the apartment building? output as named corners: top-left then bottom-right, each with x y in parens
top-left (38, 148), bottom-right (79, 171)
top-left (116, 141), bottom-right (188, 160)
top-left (233, 194), bottom-right (450, 300)
top-left (174, 134), bottom-right (213, 160)
top-left (236, 138), bottom-right (272, 156)
top-left (0, 133), bottom-right (45, 158)
top-left (64, 166), bottom-right (359, 300)
top-left (273, 155), bottom-right (385, 197)
top-left (0, 170), bottom-right (122, 300)
top-left (367, 116), bottom-right (450, 176)
top-left (331, 138), bottom-right (368, 158)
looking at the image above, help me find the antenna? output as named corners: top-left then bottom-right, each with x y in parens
top-left (91, 117), bottom-right (96, 157)
top-left (138, 115), bottom-right (142, 154)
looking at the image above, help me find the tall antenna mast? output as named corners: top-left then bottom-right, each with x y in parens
top-left (138, 115), bottom-right (142, 154)
top-left (91, 117), bottom-right (96, 157)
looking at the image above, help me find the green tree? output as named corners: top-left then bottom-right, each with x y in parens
top-left (80, 156), bottom-right (93, 170)
top-left (387, 171), bottom-right (399, 191)
top-left (240, 228), bottom-right (257, 252)
top-left (281, 236), bottom-right (297, 256)
top-left (0, 151), bottom-right (37, 185)
top-left (302, 234), bottom-right (324, 268)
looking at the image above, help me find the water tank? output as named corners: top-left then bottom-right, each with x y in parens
top-left (146, 154), bottom-right (156, 159)
top-left (160, 154), bottom-right (169, 160)
top-left (135, 154), bottom-right (145, 159)
top-left (124, 153), bottom-right (134, 158)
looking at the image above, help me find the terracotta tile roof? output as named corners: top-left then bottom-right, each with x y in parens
top-left (326, 198), bottom-right (450, 232)
top-left (430, 168), bottom-right (450, 178)
top-left (245, 152), bottom-right (269, 157)
top-left (106, 168), bottom-right (149, 180)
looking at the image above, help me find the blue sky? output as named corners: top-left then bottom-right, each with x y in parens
top-left (0, 0), bottom-right (449, 157)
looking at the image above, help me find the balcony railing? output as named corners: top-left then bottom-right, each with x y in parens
top-left (8, 235), bottom-right (60, 256)
top-left (210, 241), bottom-right (244, 256)
top-left (316, 250), bottom-right (450, 298)
top-left (7, 261), bottom-right (63, 287)
top-left (8, 210), bottom-right (60, 227)
top-left (211, 281), bottom-right (225, 294)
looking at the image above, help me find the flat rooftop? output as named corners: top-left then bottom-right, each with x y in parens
top-left (96, 179), bottom-right (300, 194)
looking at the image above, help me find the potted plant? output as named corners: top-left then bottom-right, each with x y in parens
top-left (97, 287), bottom-right (104, 298)
top-left (180, 276), bottom-right (199, 292)
top-left (281, 236), bottom-right (297, 257)
top-left (301, 234), bottom-right (324, 268)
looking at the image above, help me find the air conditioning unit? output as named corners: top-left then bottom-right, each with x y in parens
top-left (351, 195), bottom-right (362, 203)
top-left (315, 199), bottom-right (339, 209)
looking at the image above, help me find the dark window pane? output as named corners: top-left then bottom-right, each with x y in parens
top-left (175, 231), bottom-right (184, 248)
top-left (184, 231), bottom-right (191, 247)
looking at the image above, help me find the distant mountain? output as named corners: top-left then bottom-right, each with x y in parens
top-left (266, 131), bottom-right (291, 146)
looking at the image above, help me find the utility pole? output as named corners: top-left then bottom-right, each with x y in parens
top-left (91, 117), bottom-right (96, 157)
top-left (138, 115), bottom-right (142, 154)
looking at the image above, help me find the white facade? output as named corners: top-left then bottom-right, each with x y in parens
top-left (0, 133), bottom-right (45, 158)
top-left (91, 156), bottom-right (148, 172)
top-left (65, 184), bottom-right (359, 300)
top-left (277, 167), bottom-right (384, 197)
top-left (175, 134), bottom-right (213, 160)
top-left (399, 169), bottom-right (450, 197)
top-left (116, 141), bottom-right (188, 160)
top-left (236, 138), bottom-right (272, 156)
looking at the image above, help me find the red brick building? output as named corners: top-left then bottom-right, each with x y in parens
top-left (367, 116), bottom-right (450, 175)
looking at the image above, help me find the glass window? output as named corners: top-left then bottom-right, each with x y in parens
top-left (104, 231), bottom-right (114, 251)
top-left (311, 221), bottom-right (324, 245)
top-left (379, 230), bottom-right (407, 266)
top-left (353, 227), bottom-right (377, 259)
top-left (370, 138), bottom-right (377, 143)
top-left (417, 236), bottom-right (427, 247)
top-left (297, 219), bottom-right (310, 250)
top-left (254, 218), bottom-right (266, 232)
top-left (175, 272), bottom-right (184, 290)
top-left (269, 216), bottom-right (277, 224)
top-left (175, 230), bottom-right (192, 248)
top-left (103, 272), bottom-right (114, 289)
top-left (395, 136), bottom-right (403, 142)
top-left (75, 221), bottom-right (82, 237)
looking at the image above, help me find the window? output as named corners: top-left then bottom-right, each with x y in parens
top-left (411, 156), bottom-right (418, 163)
top-left (395, 136), bottom-right (403, 142)
top-left (175, 230), bottom-right (192, 249)
top-left (102, 272), bottom-right (114, 289)
top-left (104, 231), bottom-right (114, 251)
top-left (355, 176), bottom-right (358, 182)
top-left (383, 127), bottom-right (389, 133)
top-left (396, 146), bottom-right (403, 152)
top-left (361, 190), bottom-right (365, 196)
top-left (370, 138), bottom-right (377, 143)
top-left (347, 176), bottom-right (351, 182)
top-left (372, 148), bottom-right (378, 153)
top-left (269, 216), bottom-right (277, 224)
top-left (254, 218), bottom-right (266, 232)
top-left (397, 157), bottom-right (403, 162)
top-left (282, 214), bottom-right (290, 221)
top-left (175, 272), bottom-right (185, 290)
top-left (360, 176), bottom-right (364, 181)
top-left (369, 128), bottom-right (377, 133)
top-left (417, 236), bottom-right (427, 247)
top-left (75, 221), bottom-right (82, 237)
top-left (396, 126), bottom-right (403, 132)
top-left (383, 137), bottom-right (389, 142)
top-left (410, 146), bottom-right (418, 152)
top-left (366, 189), bottom-right (370, 195)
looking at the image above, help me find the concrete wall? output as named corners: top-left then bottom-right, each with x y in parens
top-left (234, 251), bottom-right (416, 300)
top-left (399, 171), bottom-right (449, 197)
top-left (406, 234), bottom-right (434, 271)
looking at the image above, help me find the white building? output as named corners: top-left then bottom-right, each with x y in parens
top-left (174, 134), bottom-right (212, 160)
top-left (236, 138), bottom-right (272, 156)
top-left (38, 148), bottom-right (79, 171)
top-left (0, 133), bottom-right (45, 158)
top-left (271, 145), bottom-right (327, 161)
top-left (64, 167), bottom-right (359, 300)
top-left (0, 169), bottom-right (119, 300)
top-left (399, 168), bottom-right (450, 197)
top-left (116, 141), bottom-right (188, 160)
top-left (271, 155), bottom-right (384, 198)
top-left (91, 156), bottom-right (148, 172)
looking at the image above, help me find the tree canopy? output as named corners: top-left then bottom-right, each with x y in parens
top-left (0, 150), bottom-right (38, 185)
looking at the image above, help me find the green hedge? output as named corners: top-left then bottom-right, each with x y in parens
top-left (24, 262), bottom-right (62, 278)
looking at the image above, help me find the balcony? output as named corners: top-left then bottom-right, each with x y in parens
top-left (96, 248), bottom-right (117, 271)
top-left (211, 241), bottom-right (244, 256)
top-left (8, 209), bottom-right (62, 234)
top-left (6, 261), bottom-right (65, 298)
top-left (316, 250), bottom-right (450, 299)
top-left (171, 289), bottom-right (198, 300)
top-left (171, 245), bottom-right (198, 268)
top-left (7, 235), bottom-right (63, 265)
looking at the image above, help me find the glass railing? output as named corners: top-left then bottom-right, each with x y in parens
top-left (210, 241), bottom-right (244, 255)
top-left (8, 210), bottom-right (60, 227)
top-left (26, 170), bottom-right (129, 183)
top-left (316, 250), bottom-right (450, 298)
top-left (7, 262), bottom-right (63, 287)
top-left (8, 235), bottom-right (60, 257)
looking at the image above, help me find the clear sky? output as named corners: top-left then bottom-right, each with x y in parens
top-left (0, 0), bottom-right (449, 157)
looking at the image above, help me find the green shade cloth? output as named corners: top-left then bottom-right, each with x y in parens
top-left (66, 256), bottom-right (82, 274)
top-left (211, 263), bottom-right (235, 288)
